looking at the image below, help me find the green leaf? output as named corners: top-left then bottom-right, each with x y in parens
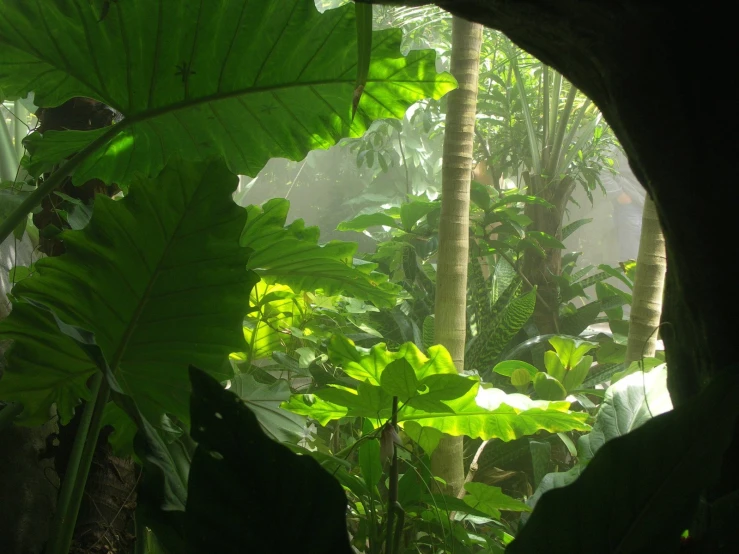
top-left (491, 258), bottom-right (517, 304)
top-left (184, 367), bottom-right (353, 554)
top-left (597, 263), bottom-right (634, 290)
top-left (328, 336), bottom-right (395, 385)
top-left (524, 366), bottom-right (673, 525)
top-left (3, 0), bottom-right (456, 186)
top-left (548, 336), bottom-right (598, 369)
top-left (509, 371), bottom-right (739, 554)
top-left (282, 393), bottom-right (348, 426)
top-left (358, 438), bottom-right (382, 492)
top-left (380, 358), bottom-right (419, 401)
top-left (242, 199), bottom-right (399, 306)
top-left (561, 218), bottom-right (592, 240)
top-left (611, 357), bottom-right (664, 384)
top-left (401, 420), bottom-right (442, 455)
top-left (595, 339), bottom-right (627, 364)
top-left (230, 375), bottom-right (306, 443)
top-left (533, 372), bottom-right (567, 401)
top-left (489, 194), bottom-right (553, 212)
top-left (510, 54), bottom-right (541, 174)
top-left (0, 159), bottom-right (256, 428)
top-left (544, 350), bottom-right (566, 382)
top-left (399, 199), bottom-right (438, 231)
top-left (492, 360), bottom-right (539, 379)
top-left (353, 2), bottom-right (372, 119)
top-left (468, 289), bottom-right (535, 372)
top-left (463, 482), bottom-right (531, 520)
top-left (578, 365), bottom-right (672, 463)
top-left (422, 315), bottom-right (435, 351)
top-left (527, 231), bottom-right (565, 250)
top-left (529, 439), bottom-right (552, 488)
top-left (562, 355), bottom-right (593, 393)
top-left (470, 181), bottom-right (491, 210)
top-left (337, 212), bottom-right (400, 232)
top-left (510, 368), bottom-right (532, 392)
top-left (401, 384), bottom-right (589, 441)
top-left (406, 374), bottom-right (478, 413)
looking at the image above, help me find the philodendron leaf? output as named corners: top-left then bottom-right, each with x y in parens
top-left (380, 358), bottom-right (419, 401)
top-left (400, 384), bottom-right (589, 441)
top-left (0, 159), bottom-right (256, 429)
top-left (510, 368), bottom-right (532, 393)
top-left (285, 339), bottom-right (588, 441)
top-left (493, 360), bottom-right (539, 378)
top-left (186, 367), bottom-right (353, 554)
top-left (562, 355), bottom-right (593, 393)
top-left (544, 351), bottom-right (566, 382)
top-left (399, 199), bottom-right (438, 231)
top-left (242, 199), bottom-right (400, 307)
top-left (533, 372), bottom-right (567, 401)
top-left (1, 0), bottom-right (456, 187)
top-left (548, 336), bottom-right (598, 369)
top-left (337, 213), bottom-right (400, 232)
top-left (327, 335), bottom-right (457, 385)
top-left (229, 374), bottom-right (307, 444)
top-left (509, 371), bottom-right (739, 554)
top-left (462, 482), bottom-right (531, 519)
top-left (358, 438), bottom-right (382, 493)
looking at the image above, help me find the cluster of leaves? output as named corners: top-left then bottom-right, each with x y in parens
top-left (494, 336), bottom-right (599, 401)
top-left (280, 336), bottom-right (589, 552)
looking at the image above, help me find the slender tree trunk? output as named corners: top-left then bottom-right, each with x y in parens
top-left (625, 196), bottom-right (666, 364)
top-left (431, 16), bottom-right (483, 496)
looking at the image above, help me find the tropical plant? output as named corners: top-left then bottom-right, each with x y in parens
top-left (282, 335), bottom-right (589, 552)
top-left (0, 1), bottom-right (456, 550)
top-left (493, 336), bottom-right (599, 401)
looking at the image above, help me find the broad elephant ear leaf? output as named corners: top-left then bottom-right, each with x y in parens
top-left (0, 0), bottom-right (456, 186)
top-left (0, 159), bottom-right (257, 428)
top-left (242, 198), bottom-right (400, 306)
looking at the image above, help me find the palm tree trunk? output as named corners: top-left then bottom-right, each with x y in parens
top-left (431, 16), bottom-right (483, 496)
top-left (625, 196), bottom-right (666, 364)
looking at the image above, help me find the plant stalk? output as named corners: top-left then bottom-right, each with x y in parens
top-left (45, 373), bottom-right (111, 554)
top-left (0, 121), bottom-right (126, 245)
top-left (0, 114), bottom-right (18, 182)
top-left (385, 396), bottom-right (400, 554)
top-left (545, 84), bottom-right (578, 179)
top-left (457, 439), bottom-right (490, 499)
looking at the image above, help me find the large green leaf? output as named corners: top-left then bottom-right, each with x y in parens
top-left (0, 159), bottom-right (256, 426)
top-left (462, 482), bottom-right (531, 520)
top-left (0, 0), bottom-right (456, 185)
top-left (230, 374), bottom-right (307, 444)
top-left (509, 371), bottom-right (739, 553)
top-left (232, 282), bottom-right (304, 363)
top-left (336, 212), bottom-right (400, 232)
top-left (242, 199), bottom-right (400, 306)
top-left (286, 376), bottom-right (588, 441)
top-left (401, 385), bottom-right (589, 441)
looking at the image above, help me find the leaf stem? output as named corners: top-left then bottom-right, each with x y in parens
top-left (385, 396), bottom-right (400, 554)
top-left (45, 373), bottom-right (111, 554)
